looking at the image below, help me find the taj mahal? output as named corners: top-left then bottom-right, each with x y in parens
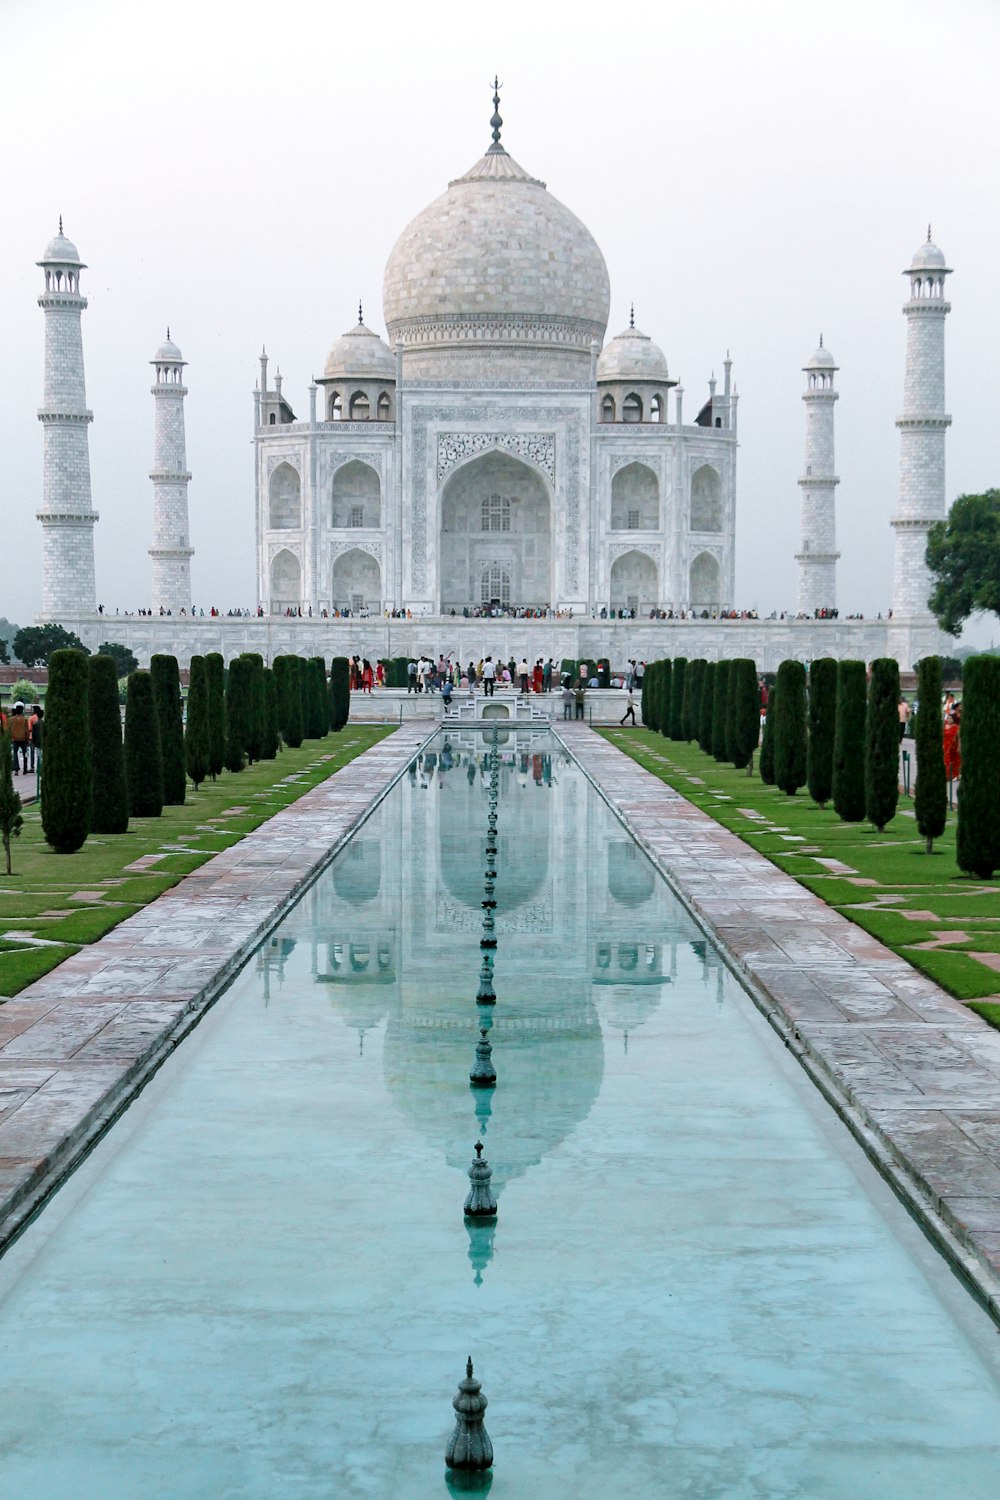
top-left (35, 90), bottom-right (953, 670)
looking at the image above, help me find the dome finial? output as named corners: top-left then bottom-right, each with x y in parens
top-left (358, 299), bottom-right (364, 326)
top-left (819, 333), bottom-right (823, 348)
top-left (166, 326), bottom-right (171, 341)
top-left (488, 75), bottom-right (504, 153)
top-left (58, 214), bottom-right (63, 235)
top-left (928, 223), bottom-right (932, 242)
top-left (629, 302), bottom-right (635, 330)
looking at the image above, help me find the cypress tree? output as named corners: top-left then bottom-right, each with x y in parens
top-left (307, 656), bottom-right (329, 739)
top-left (124, 669), bottom-right (163, 819)
top-left (0, 731), bottom-right (24, 874)
top-left (185, 655), bottom-right (211, 790)
top-left (205, 652), bottom-right (227, 781)
top-left (151, 654), bottom-right (185, 805)
top-left (262, 668), bottom-right (280, 758)
top-left (287, 657), bottom-right (306, 745)
top-left (865, 657), bottom-right (900, 832)
top-left (759, 685), bottom-right (777, 786)
top-left (914, 656), bottom-right (946, 855)
top-left (240, 653), bottom-right (266, 764)
top-left (698, 662), bottom-right (716, 754)
top-left (330, 656), bottom-right (351, 732)
top-left (807, 657), bottom-right (838, 808)
top-left (273, 655), bottom-right (291, 743)
top-left (728, 658), bottom-right (759, 772)
top-left (225, 656), bottom-right (249, 771)
top-left (87, 652), bottom-right (129, 833)
top-left (41, 648), bottom-right (92, 853)
top-left (684, 659), bottom-right (706, 743)
top-left (656, 659), bottom-right (672, 737)
top-left (640, 663), bottom-right (652, 727)
top-left (832, 660), bottom-right (867, 822)
top-left (669, 657), bottom-right (687, 740)
top-left (957, 654), bottom-right (1000, 878)
top-left (774, 659), bottom-right (807, 794)
top-left (711, 660), bottom-right (731, 761)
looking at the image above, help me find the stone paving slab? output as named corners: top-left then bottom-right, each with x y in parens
top-left (0, 725), bottom-right (429, 1251)
top-left (561, 724), bottom-right (1000, 1318)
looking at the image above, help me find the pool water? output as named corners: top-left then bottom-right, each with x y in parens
top-left (1, 729), bottom-right (1000, 1497)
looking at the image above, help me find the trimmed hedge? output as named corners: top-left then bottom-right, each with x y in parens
top-left (225, 657), bottom-right (249, 771)
top-left (151, 654), bottom-right (185, 805)
top-left (711, 660), bottom-right (730, 761)
top-left (124, 669), bottom-right (163, 819)
top-left (807, 658), bottom-right (837, 808)
top-left (88, 653), bottom-right (129, 832)
top-left (308, 656), bottom-right (329, 739)
top-left (832, 660), bottom-right (867, 822)
top-left (241, 653), bottom-right (266, 763)
top-left (759, 685), bottom-right (776, 785)
top-left (669, 658), bottom-right (687, 740)
top-left (42, 648), bottom-right (93, 853)
top-left (330, 656), bottom-right (351, 732)
top-left (865, 657), bottom-right (900, 832)
top-left (656, 659), bottom-right (672, 737)
top-left (774, 659), bottom-right (806, 794)
top-left (698, 662), bottom-right (716, 754)
top-left (727, 658), bottom-right (759, 772)
top-left (914, 656), bottom-right (946, 854)
top-left (205, 652), bottom-right (227, 780)
top-left (185, 655), bottom-right (211, 790)
top-left (684, 659), bottom-right (705, 743)
top-left (262, 667), bottom-right (280, 759)
top-left (956, 655), bottom-right (1000, 877)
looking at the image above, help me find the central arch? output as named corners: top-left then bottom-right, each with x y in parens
top-left (439, 450), bottom-right (552, 612)
top-left (610, 550), bottom-right (658, 613)
top-left (331, 548), bottom-right (381, 613)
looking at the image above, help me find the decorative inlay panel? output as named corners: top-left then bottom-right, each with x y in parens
top-left (437, 432), bottom-right (556, 484)
top-left (330, 538), bottom-right (383, 563)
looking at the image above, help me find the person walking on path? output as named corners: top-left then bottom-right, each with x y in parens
top-left (482, 657), bottom-right (496, 697)
top-left (9, 704), bottom-right (28, 775)
top-left (562, 683), bottom-right (574, 720)
top-left (620, 690), bottom-right (637, 726)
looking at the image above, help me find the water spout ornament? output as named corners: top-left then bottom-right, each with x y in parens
top-left (470, 1028), bottom-right (497, 1087)
top-left (477, 957), bottom-right (496, 1003)
top-left (445, 1357), bottom-right (494, 1474)
top-left (464, 1142), bottom-right (498, 1219)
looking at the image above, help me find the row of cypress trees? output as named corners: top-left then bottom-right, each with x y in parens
top-left (39, 649), bottom-right (351, 855)
top-left (640, 656), bottom-right (759, 772)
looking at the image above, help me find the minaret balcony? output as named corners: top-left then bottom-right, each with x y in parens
top-left (37, 409), bottom-right (93, 424)
top-left (894, 414), bottom-right (951, 429)
top-left (149, 471), bottom-right (193, 483)
top-left (797, 475), bottom-right (839, 487)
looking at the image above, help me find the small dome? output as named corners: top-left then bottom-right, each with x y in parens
top-left (324, 321), bottom-right (395, 382)
top-left (153, 333), bottom-right (184, 363)
top-left (909, 237), bottom-right (948, 272)
top-left (596, 324), bottom-right (670, 384)
top-left (39, 228), bottom-right (83, 266)
top-left (804, 339), bottom-right (836, 370)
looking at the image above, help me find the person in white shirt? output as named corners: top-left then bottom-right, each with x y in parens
top-left (482, 656), bottom-right (496, 697)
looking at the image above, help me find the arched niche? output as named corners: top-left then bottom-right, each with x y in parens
top-left (439, 449), bottom-right (552, 613)
top-left (611, 462), bottom-right (658, 530)
top-left (270, 548), bottom-right (301, 610)
top-left (691, 464), bottom-right (723, 532)
top-left (331, 548), bottom-right (381, 613)
top-left (349, 391), bottom-right (370, 420)
top-left (622, 392), bottom-right (643, 423)
top-left (610, 549), bottom-right (658, 614)
top-left (690, 551), bottom-right (721, 607)
top-left (268, 462), bottom-right (301, 529)
top-left (332, 460), bottom-right (381, 528)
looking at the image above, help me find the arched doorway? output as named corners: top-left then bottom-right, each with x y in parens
top-left (331, 548), bottom-right (381, 613)
top-left (332, 460), bottom-right (381, 529)
top-left (610, 550), bottom-right (658, 614)
top-left (689, 551), bottom-right (721, 609)
top-left (611, 462), bottom-right (658, 530)
top-left (691, 465), bottom-right (723, 531)
top-left (439, 450), bottom-right (551, 612)
top-left (268, 462), bottom-right (301, 529)
top-left (270, 549), bottom-right (301, 612)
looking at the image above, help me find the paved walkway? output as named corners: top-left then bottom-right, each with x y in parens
top-left (0, 726), bottom-right (429, 1250)
top-left (560, 724), bottom-right (1000, 1318)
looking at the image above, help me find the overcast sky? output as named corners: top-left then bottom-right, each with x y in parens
top-left (2, 0), bottom-right (998, 642)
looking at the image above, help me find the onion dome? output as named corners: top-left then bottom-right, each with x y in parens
top-left (153, 331), bottom-right (184, 363)
top-left (38, 219), bottom-right (84, 267)
top-left (324, 314), bottom-right (395, 382)
top-left (804, 335), bottom-right (836, 371)
top-left (908, 233), bottom-right (948, 272)
top-left (597, 314), bottom-right (670, 384)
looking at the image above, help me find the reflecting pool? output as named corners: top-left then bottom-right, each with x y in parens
top-left (2, 729), bottom-right (1000, 1497)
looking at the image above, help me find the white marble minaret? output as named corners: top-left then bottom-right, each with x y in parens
top-left (149, 332), bottom-right (194, 613)
top-left (891, 231), bottom-right (952, 617)
top-left (795, 337), bottom-right (840, 614)
top-left (37, 223), bottom-right (98, 617)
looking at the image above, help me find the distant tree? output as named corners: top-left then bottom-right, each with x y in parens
top-left (151, 655), bottom-right (186, 805)
top-left (698, 662), bottom-right (716, 754)
top-left (97, 641), bottom-right (138, 678)
top-left (0, 640), bottom-right (8, 666)
top-left (307, 656), bottom-right (329, 739)
top-left (807, 657), bottom-right (838, 808)
top-left (329, 657), bottom-right (351, 732)
top-left (773, 659), bottom-right (807, 795)
top-left (940, 656), bottom-right (963, 683)
top-left (914, 656), bottom-right (946, 854)
top-left (0, 731), bottom-right (23, 874)
top-left (87, 653), bottom-right (128, 833)
top-left (124, 670), bottom-right (163, 818)
top-left (684, 659), bottom-right (706, 743)
top-left (225, 656), bottom-right (249, 772)
top-left (262, 667), bottom-right (280, 758)
top-left (926, 490), bottom-right (1000, 635)
top-left (832, 660), bottom-right (867, 822)
top-left (657, 659), bottom-right (672, 738)
top-left (669, 657), bottom-right (687, 740)
top-left (727, 658), bottom-right (759, 773)
top-left (240, 652), bottom-right (266, 763)
top-left (13, 623), bottom-right (88, 668)
top-left (956, 655), bottom-right (1000, 877)
top-left (864, 657), bottom-right (900, 832)
top-left (0, 619), bottom-right (20, 665)
top-left (41, 649), bottom-right (92, 853)
top-left (711, 660), bottom-right (730, 761)
top-left (205, 652), bottom-right (227, 780)
top-left (759, 685), bottom-right (776, 786)
top-left (184, 655), bottom-right (211, 791)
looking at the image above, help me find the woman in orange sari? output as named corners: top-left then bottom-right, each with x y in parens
top-left (532, 659), bottom-right (543, 694)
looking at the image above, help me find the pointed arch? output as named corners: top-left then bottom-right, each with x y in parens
top-left (610, 549), bottom-right (658, 613)
top-left (268, 462), bottom-right (301, 529)
top-left (270, 548), bottom-right (301, 610)
top-left (690, 464), bottom-right (723, 532)
top-left (689, 551), bottom-right (721, 607)
top-left (331, 547), bottom-right (381, 613)
top-left (611, 462), bottom-right (658, 530)
top-left (332, 460), bottom-right (381, 528)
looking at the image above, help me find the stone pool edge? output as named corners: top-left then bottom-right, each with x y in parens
top-left (0, 723), bottom-right (435, 1256)
top-left (557, 724), bottom-right (1000, 1326)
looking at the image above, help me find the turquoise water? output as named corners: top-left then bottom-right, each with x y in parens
top-left (2, 729), bottom-right (1000, 1497)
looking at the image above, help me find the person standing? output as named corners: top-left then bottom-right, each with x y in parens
top-left (897, 695), bottom-right (911, 740)
top-left (482, 656), bottom-right (496, 697)
top-left (620, 690), bottom-right (636, 727)
top-left (532, 659), bottom-right (543, 694)
top-left (574, 681), bottom-right (586, 720)
top-left (518, 658), bottom-right (530, 694)
top-left (542, 657), bottom-right (553, 693)
top-left (9, 703), bottom-right (28, 775)
top-left (562, 682), bottom-right (574, 720)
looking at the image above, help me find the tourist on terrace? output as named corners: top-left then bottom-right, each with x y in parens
top-left (482, 657), bottom-right (496, 697)
top-left (562, 683), bottom-right (573, 720)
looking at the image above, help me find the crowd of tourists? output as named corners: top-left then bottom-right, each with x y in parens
top-left (0, 702), bottom-right (44, 776)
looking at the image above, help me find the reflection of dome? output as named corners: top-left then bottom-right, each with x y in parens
top-left (440, 779), bottom-right (546, 912)
top-left (595, 984), bottom-right (662, 1044)
top-left (332, 840), bottom-right (382, 904)
top-left (596, 325), bottom-right (669, 384)
top-left (324, 320), bottom-right (395, 381)
top-left (382, 137), bottom-right (610, 379)
top-left (607, 841), bottom-right (655, 907)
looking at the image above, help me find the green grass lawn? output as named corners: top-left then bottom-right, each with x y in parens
top-left (600, 727), bottom-right (1000, 1012)
top-left (0, 727), bottom-right (392, 997)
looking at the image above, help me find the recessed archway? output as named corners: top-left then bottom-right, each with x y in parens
top-left (268, 462), bottom-right (301, 529)
top-left (691, 465), bottom-right (723, 531)
top-left (332, 460), bottom-right (381, 528)
top-left (610, 550), bottom-right (658, 614)
top-left (270, 548), bottom-right (301, 611)
top-left (331, 548), bottom-right (381, 613)
top-left (611, 462), bottom-right (658, 530)
top-left (439, 449), bottom-right (552, 613)
top-left (689, 551), bottom-right (721, 608)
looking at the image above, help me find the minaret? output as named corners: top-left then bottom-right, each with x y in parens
top-left (149, 332), bottom-right (194, 613)
top-left (891, 230), bottom-right (952, 617)
top-left (36, 222), bottom-right (98, 617)
top-left (795, 337), bottom-right (840, 614)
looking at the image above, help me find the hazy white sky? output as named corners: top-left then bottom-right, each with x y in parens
top-left (2, 0), bottom-right (998, 640)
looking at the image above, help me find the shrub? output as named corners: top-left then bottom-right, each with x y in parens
top-left (274, 655), bottom-right (304, 747)
top-left (807, 658), bottom-right (838, 807)
top-left (205, 652), bottom-right (227, 781)
top-left (40, 649), bottom-right (92, 853)
top-left (308, 656), bottom-right (329, 738)
top-left (240, 652), bottom-right (266, 763)
top-left (9, 679), bottom-right (36, 707)
top-left (87, 653), bottom-right (128, 833)
top-left (151, 655), bottom-right (186, 805)
top-left (560, 659), bottom-right (577, 686)
top-left (684, 659), bottom-right (705, 743)
top-left (290, 657), bottom-right (307, 744)
top-left (774, 659), bottom-right (807, 794)
top-left (0, 731), bottom-right (23, 874)
top-left (640, 664), bottom-right (652, 727)
top-left (711, 660), bottom-right (730, 761)
top-left (656, 659), bottom-right (672, 737)
top-left (698, 662), bottom-right (716, 754)
top-left (330, 657), bottom-right (351, 732)
top-left (864, 657), bottom-right (900, 832)
top-left (727, 658), bottom-right (759, 772)
top-left (597, 658), bottom-right (611, 689)
top-left (124, 670), bottom-right (163, 818)
top-left (759, 685), bottom-right (776, 785)
top-left (225, 656), bottom-right (249, 772)
top-left (185, 655), bottom-right (211, 790)
top-left (956, 655), bottom-right (1000, 877)
top-left (832, 660), bottom-right (867, 822)
top-left (262, 667), bottom-right (280, 758)
top-left (669, 658), bottom-right (687, 740)
top-left (914, 656), bottom-right (946, 854)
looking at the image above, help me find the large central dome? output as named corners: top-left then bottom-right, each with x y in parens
top-left (382, 139), bottom-right (610, 381)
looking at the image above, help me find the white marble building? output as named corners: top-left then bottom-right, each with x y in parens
top-left (254, 105), bottom-right (737, 620)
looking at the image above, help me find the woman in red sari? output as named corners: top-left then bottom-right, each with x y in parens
top-left (362, 659), bottom-right (374, 693)
top-left (943, 707), bottom-right (962, 792)
top-left (532, 659), bottom-right (543, 694)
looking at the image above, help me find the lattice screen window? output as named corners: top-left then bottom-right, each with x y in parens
top-left (481, 493), bottom-right (511, 532)
top-left (350, 505), bottom-right (364, 528)
top-left (480, 565), bottom-right (511, 605)
top-left (627, 508), bottom-right (640, 530)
